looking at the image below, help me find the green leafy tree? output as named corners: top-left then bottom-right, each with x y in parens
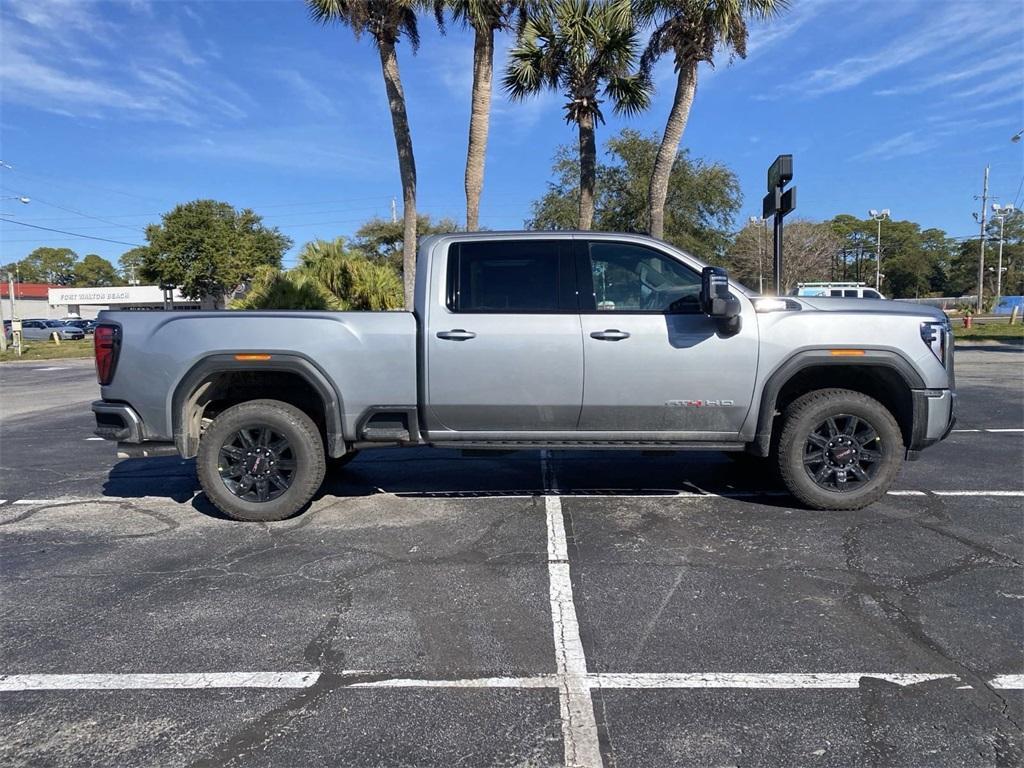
top-left (12, 247), bottom-right (78, 284)
top-left (74, 254), bottom-right (120, 287)
top-left (118, 247), bottom-right (147, 285)
top-left (504, 0), bottom-right (651, 229)
top-left (527, 129), bottom-right (741, 260)
top-left (234, 237), bottom-right (404, 311)
top-left (141, 200), bottom-right (291, 302)
top-left (639, 0), bottom-right (787, 239)
top-left (352, 214), bottom-right (460, 271)
top-left (436, 1), bottom-right (529, 230)
top-left (307, 0), bottom-right (422, 308)
top-left (231, 265), bottom-right (345, 311)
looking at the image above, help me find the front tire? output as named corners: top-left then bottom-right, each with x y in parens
top-left (197, 399), bottom-right (326, 522)
top-left (777, 388), bottom-right (903, 510)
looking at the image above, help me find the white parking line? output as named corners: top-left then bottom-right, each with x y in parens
top-left (592, 673), bottom-right (957, 689)
top-left (990, 675), bottom-right (1024, 689)
top-left (351, 676), bottom-right (557, 689)
top-left (952, 428), bottom-right (1024, 433)
top-left (932, 491), bottom-right (1024, 497)
top-left (0, 500), bottom-right (6, 506)
top-left (4, 670), bottom-right (1019, 693)
top-left (542, 451), bottom-right (604, 768)
top-left (0, 672), bottom-right (320, 691)
top-left (85, 437), bottom-right (104, 441)
top-left (887, 490), bottom-right (928, 496)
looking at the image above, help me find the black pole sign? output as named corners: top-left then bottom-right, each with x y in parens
top-left (761, 154), bottom-right (796, 294)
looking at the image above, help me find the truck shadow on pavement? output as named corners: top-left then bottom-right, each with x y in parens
top-left (101, 448), bottom-right (794, 520)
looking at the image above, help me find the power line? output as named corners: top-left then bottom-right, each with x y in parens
top-left (13, 195), bottom-right (145, 234)
top-left (0, 218), bottom-right (143, 247)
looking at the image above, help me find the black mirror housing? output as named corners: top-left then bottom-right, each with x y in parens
top-left (700, 266), bottom-right (742, 334)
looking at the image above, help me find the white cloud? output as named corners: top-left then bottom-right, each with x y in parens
top-left (852, 131), bottom-right (938, 161)
top-left (873, 46), bottom-right (1023, 97)
top-left (0, 1), bottom-right (248, 125)
top-left (797, 4), bottom-right (1017, 97)
top-left (274, 70), bottom-right (340, 116)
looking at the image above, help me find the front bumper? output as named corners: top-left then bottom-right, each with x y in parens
top-left (906, 389), bottom-right (957, 459)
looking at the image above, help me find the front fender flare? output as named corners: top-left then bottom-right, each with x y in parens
top-left (752, 349), bottom-right (925, 456)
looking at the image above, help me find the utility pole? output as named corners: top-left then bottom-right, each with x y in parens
top-left (391, 197), bottom-right (397, 224)
top-left (868, 209), bottom-right (890, 290)
top-left (976, 166), bottom-right (989, 313)
top-left (6, 271), bottom-right (17, 354)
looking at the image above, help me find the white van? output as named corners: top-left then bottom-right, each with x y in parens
top-left (790, 282), bottom-right (885, 299)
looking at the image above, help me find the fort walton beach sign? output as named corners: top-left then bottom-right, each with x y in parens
top-left (48, 285), bottom-right (189, 306)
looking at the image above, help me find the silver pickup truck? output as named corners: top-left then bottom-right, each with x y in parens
top-left (92, 231), bottom-right (956, 521)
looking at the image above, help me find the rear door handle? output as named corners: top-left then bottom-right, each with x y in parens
top-left (437, 329), bottom-right (477, 341)
top-left (590, 329), bottom-right (630, 341)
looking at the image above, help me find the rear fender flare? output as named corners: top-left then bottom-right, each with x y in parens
top-left (170, 353), bottom-right (345, 458)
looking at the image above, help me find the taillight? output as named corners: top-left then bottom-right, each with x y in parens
top-left (94, 325), bottom-right (121, 385)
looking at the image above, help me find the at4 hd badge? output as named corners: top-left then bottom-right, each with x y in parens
top-left (667, 399), bottom-right (736, 407)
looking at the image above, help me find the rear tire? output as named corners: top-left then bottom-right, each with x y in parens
top-left (777, 388), bottom-right (903, 510)
top-left (197, 399), bottom-right (325, 522)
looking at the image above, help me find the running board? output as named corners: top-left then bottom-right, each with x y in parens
top-left (431, 440), bottom-right (746, 451)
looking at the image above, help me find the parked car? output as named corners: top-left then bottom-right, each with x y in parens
top-left (62, 319), bottom-right (97, 335)
top-left (92, 231), bottom-right (955, 522)
top-left (19, 319), bottom-right (86, 341)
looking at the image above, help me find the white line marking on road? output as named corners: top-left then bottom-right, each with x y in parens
top-left (11, 498), bottom-right (92, 505)
top-left (932, 491), bottom-right (1024, 497)
top-left (351, 676), bottom-right (557, 689)
top-left (541, 451), bottom-right (603, 768)
top-left (887, 490), bottom-right (928, 496)
top-left (32, 367), bottom-right (69, 372)
top-left (0, 672), bottom-right (320, 691)
top-left (85, 437), bottom-right (104, 441)
top-left (0, 500), bottom-right (6, 506)
top-left (990, 675), bottom-right (1024, 689)
top-left (591, 673), bottom-right (958, 689)
top-left (952, 428), bottom-right (1024, 433)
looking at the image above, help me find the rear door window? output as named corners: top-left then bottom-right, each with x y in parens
top-left (844, 290), bottom-right (858, 297)
top-left (448, 240), bottom-right (575, 312)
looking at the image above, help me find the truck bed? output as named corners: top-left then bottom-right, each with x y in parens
top-left (98, 309), bottom-right (418, 441)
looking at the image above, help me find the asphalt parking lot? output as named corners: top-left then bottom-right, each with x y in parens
top-left (1, 347), bottom-right (1022, 767)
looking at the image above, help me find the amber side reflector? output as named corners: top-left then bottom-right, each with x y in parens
top-left (234, 353), bottom-right (272, 361)
top-left (830, 349), bottom-right (865, 356)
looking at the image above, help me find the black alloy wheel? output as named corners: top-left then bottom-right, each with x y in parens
top-left (218, 425), bottom-right (297, 503)
top-left (802, 413), bottom-right (883, 492)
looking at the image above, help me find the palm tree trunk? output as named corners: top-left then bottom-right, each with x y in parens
top-left (648, 60), bottom-right (697, 240)
top-left (377, 39), bottom-right (418, 308)
top-left (465, 27), bottom-right (493, 232)
top-left (578, 111), bottom-right (597, 230)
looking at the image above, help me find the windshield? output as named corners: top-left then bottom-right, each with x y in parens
top-left (45, 321), bottom-right (64, 327)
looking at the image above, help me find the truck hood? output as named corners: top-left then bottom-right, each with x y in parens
top-left (794, 297), bottom-right (946, 321)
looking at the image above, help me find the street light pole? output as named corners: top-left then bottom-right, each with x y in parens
top-left (991, 204), bottom-right (1017, 304)
top-left (749, 216), bottom-right (766, 294)
top-left (868, 209), bottom-right (890, 291)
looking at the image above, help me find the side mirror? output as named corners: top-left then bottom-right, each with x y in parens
top-left (700, 266), bottom-right (742, 335)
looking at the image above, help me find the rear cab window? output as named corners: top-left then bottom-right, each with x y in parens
top-left (446, 240), bottom-right (576, 313)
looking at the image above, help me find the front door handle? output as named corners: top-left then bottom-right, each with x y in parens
top-left (437, 329), bottom-right (477, 341)
top-left (590, 329), bottom-right (630, 341)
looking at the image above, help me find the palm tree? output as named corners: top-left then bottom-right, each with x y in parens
top-left (441, 1), bottom-right (529, 231)
top-left (504, 0), bottom-right (650, 229)
top-left (641, 0), bottom-right (787, 240)
top-left (306, 0), bottom-right (421, 308)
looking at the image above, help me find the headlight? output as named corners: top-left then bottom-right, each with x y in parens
top-left (920, 321), bottom-right (949, 365)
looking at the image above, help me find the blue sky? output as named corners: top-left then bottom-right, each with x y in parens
top-left (1, 0), bottom-right (1021, 269)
